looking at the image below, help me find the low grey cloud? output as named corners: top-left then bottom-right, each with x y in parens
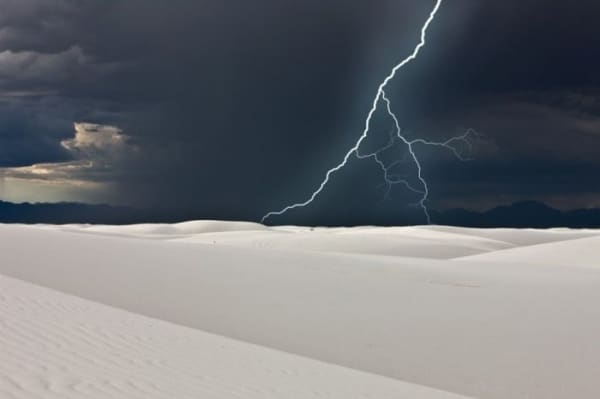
top-left (0, 46), bottom-right (84, 80)
top-left (0, 122), bottom-right (137, 203)
top-left (3, 122), bottom-right (135, 181)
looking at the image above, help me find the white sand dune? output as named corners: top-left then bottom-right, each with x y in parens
top-left (458, 234), bottom-right (600, 268)
top-left (50, 221), bottom-right (600, 259)
top-left (0, 274), bottom-right (469, 399)
top-left (170, 226), bottom-right (514, 258)
top-left (1, 222), bottom-right (600, 399)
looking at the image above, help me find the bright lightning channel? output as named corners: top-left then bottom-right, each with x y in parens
top-left (262, 0), bottom-right (475, 225)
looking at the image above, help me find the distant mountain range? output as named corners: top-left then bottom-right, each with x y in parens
top-left (1, 200), bottom-right (600, 228)
top-left (0, 201), bottom-right (144, 225)
top-left (433, 201), bottom-right (600, 229)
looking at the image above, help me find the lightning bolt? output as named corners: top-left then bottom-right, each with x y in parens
top-left (262, 0), bottom-right (477, 225)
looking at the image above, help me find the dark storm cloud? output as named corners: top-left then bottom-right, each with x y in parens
top-left (1, 0), bottom-right (600, 222)
top-left (374, 0), bottom-right (600, 213)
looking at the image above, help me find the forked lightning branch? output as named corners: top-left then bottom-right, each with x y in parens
top-left (262, 0), bottom-right (478, 224)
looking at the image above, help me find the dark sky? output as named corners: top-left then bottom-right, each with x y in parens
top-left (0, 0), bottom-right (599, 224)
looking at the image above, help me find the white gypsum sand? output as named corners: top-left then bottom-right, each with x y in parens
top-left (1, 222), bottom-right (600, 399)
top-left (0, 274), bottom-right (471, 399)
